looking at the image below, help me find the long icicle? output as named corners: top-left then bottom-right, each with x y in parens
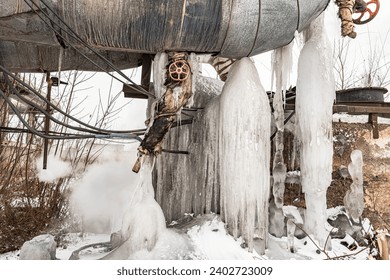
top-left (271, 42), bottom-right (293, 208)
top-left (295, 13), bottom-right (335, 249)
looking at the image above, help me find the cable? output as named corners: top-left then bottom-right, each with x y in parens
top-left (0, 88), bottom-right (143, 141)
top-left (23, 0), bottom-right (155, 99)
top-left (0, 88), bottom-right (92, 140)
top-left (4, 74), bottom-right (146, 138)
top-left (1, 66), bottom-right (146, 135)
top-left (4, 75), bottom-right (113, 136)
top-left (0, 125), bottom-right (99, 138)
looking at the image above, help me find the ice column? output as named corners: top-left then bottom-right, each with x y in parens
top-left (146, 52), bottom-right (168, 129)
top-left (187, 53), bottom-right (200, 108)
top-left (271, 43), bottom-right (293, 208)
top-left (219, 57), bottom-right (271, 252)
top-left (344, 150), bottom-right (364, 223)
top-left (286, 219), bottom-right (296, 253)
top-left (116, 161), bottom-right (166, 258)
top-left (295, 13), bottom-right (335, 248)
top-left (152, 52), bottom-right (168, 99)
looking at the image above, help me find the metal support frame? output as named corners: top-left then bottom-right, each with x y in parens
top-left (123, 54), bottom-right (153, 99)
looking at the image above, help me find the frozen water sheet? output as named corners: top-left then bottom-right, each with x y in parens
top-left (219, 57), bottom-right (271, 252)
top-left (102, 162), bottom-right (167, 259)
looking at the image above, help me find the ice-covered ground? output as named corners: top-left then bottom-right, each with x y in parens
top-left (0, 210), bottom-right (372, 261)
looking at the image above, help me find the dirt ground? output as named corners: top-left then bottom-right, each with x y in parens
top-left (284, 121), bottom-right (390, 231)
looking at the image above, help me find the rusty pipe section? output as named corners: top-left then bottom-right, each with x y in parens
top-left (132, 52), bottom-right (193, 173)
top-left (0, 0), bottom-right (330, 72)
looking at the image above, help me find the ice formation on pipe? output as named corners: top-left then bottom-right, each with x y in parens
top-left (219, 57), bottom-right (271, 252)
top-left (112, 162), bottom-right (166, 258)
top-left (295, 13), bottom-right (335, 248)
top-left (153, 52), bottom-right (168, 100)
top-left (153, 76), bottom-right (223, 223)
top-left (271, 42), bottom-right (294, 208)
top-left (344, 150), bottom-right (364, 224)
top-left (187, 53), bottom-right (200, 108)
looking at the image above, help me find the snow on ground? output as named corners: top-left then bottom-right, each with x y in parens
top-left (333, 113), bottom-right (390, 125)
top-left (0, 210), bottom-right (372, 261)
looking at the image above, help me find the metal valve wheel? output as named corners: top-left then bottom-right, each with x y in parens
top-left (168, 60), bottom-right (190, 82)
top-left (353, 0), bottom-right (380, 25)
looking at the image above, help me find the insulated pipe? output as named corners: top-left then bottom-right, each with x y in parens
top-left (0, 0), bottom-right (330, 72)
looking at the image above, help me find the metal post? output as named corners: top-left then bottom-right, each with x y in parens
top-left (141, 54), bottom-right (152, 90)
top-left (369, 113), bottom-right (379, 139)
top-left (43, 72), bottom-right (52, 169)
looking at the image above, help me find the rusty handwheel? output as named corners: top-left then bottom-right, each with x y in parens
top-left (168, 60), bottom-right (190, 82)
top-left (353, 0), bottom-right (380, 25)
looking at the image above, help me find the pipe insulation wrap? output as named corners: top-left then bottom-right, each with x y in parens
top-left (0, 0), bottom-right (330, 72)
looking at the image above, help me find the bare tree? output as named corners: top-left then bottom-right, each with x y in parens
top-left (334, 38), bottom-right (359, 90)
top-left (333, 28), bottom-right (390, 90)
top-left (0, 71), bottom-right (129, 253)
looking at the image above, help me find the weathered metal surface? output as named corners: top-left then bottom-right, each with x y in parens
top-left (220, 0), bottom-right (259, 58)
top-left (333, 103), bottom-right (390, 115)
top-left (0, 0), bottom-right (37, 17)
top-left (297, 0), bottom-right (330, 32)
top-left (0, 41), bottom-right (142, 72)
top-left (0, 0), bottom-right (330, 72)
top-left (250, 0), bottom-right (298, 55)
top-left (336, 86), bottom-right (388, 103)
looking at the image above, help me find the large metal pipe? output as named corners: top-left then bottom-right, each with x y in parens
top-left (0, 0), bottom-right (330, 72)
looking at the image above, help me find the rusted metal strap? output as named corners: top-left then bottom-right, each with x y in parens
top-left (335, 0), bottom-right (357, 38)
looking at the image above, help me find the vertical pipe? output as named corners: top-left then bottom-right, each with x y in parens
top-left (43, 72), bottom-right (52, 170)
top-left (141, 54), bottom-right (152, 90)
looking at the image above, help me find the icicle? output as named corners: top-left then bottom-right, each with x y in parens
top-left (271, 42), bottom-right (293, 105)
top-left (187, 53), bottom-right (199, 108)
top-left (219, 58), bottom-right (271, 253)
top-left (172, 87), bottom-right (182, 108)
top-left (153, 52), bottom-right (168, 99)
top-left (57, 47), bottom-right (64, 91)
top-left (295, 13), bottom-right (335, 249)
top-left (145, 51), bottom-right (168, 133)
top-left (343, 150), bottom-right (364, 224)
top-left (271, 43), bottom-right (293, 209)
